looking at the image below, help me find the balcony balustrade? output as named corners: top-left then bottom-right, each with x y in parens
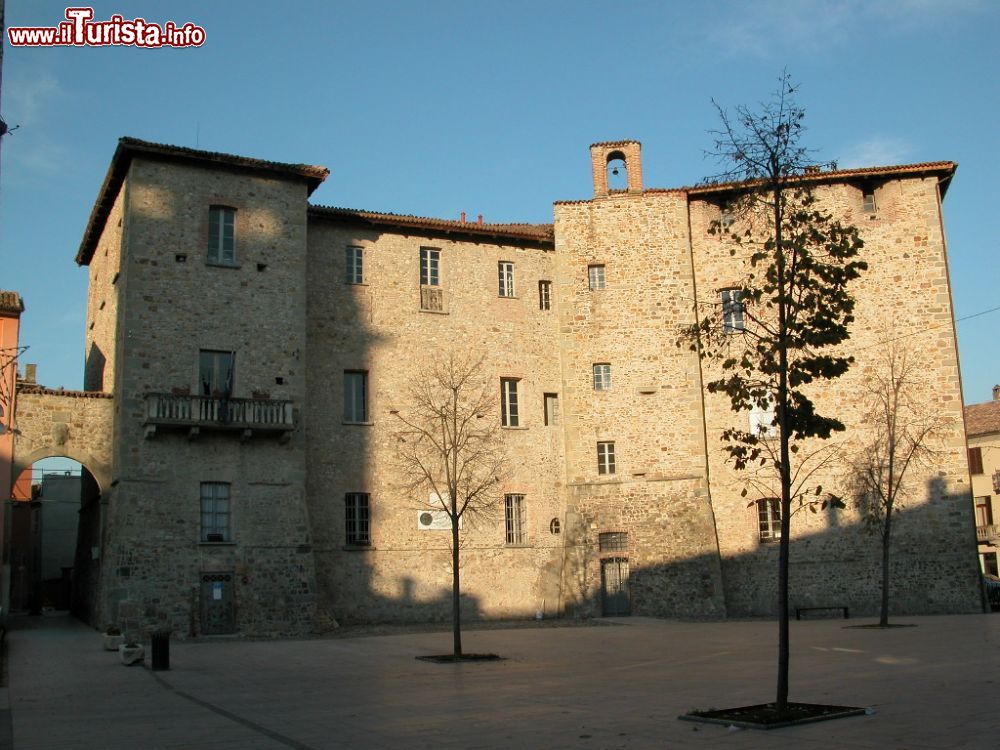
top-left (977, 524), bottom-right (999, 544)
top-left (143, 393), bottom-right (294, 441)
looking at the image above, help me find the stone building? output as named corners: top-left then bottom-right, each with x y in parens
top-left (966, 385), bottom-right (1000, 576)
top-left (11, 137), bottom-right (982, 637)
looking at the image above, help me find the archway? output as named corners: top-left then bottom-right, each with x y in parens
top-left (9, 455), bottom-right (103, 624)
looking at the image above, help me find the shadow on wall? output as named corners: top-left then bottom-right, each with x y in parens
top-left (84, 342), bottom-right (106, 392)
top-left (556, 476), bottom-right (980, 621)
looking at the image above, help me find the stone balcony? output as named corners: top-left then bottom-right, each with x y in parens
top-left (143, 393), bottom-right (294, 442)
top-left (976, 524), bottom-right (999, 544)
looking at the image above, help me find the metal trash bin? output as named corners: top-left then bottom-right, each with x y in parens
top-left (150, 631), bottom-right (170, 671)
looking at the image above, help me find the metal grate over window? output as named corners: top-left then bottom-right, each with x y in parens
top-left (599, 531), bottom-right (627, 552)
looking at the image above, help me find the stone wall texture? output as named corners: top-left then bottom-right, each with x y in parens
top-left (16, 143), bottom-right (980, 638)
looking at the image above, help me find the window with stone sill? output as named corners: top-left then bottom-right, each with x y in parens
top-left (344, 370), bottom-right (368, 423)
top-left (757, 498), bottom-right (781, 542)
top-left (200, 482), bottom-right (231, 542)
top-left (597, 441), bottom-right (616, 475)
top-left (345, 492), bottom-right (371, 546)
top-left (345, 246), bottom-right (364, 284)
top-left (498, 261), bottom-right (515, 298)
top-left (207, 205), bottom-right (236, 265)
top-left (505, 494), bottom-right (526, 545)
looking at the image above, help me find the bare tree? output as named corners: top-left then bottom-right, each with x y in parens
top-left (849, 339), bottom-right (946, 626)
top-left (391, 354), bottom-right (508, 656)
top-left (681, 74), bottom-right (866, 711)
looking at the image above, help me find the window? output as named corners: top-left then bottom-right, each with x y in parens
top-left (200, 482), bottom-right (231, 542)
top-left (501, 378), bottom-right (519, 427)
top-left (976, 497), bottom-right (993, 528)
top-left (538, 280), bottom-right (552, 310)
top-left (344, 371), bottom-right (368, 423)
top-left (345, 493), bottom-right (371, 546)
top-left (597, 441), bottom-right (616, 475)
top-left (862, 191), bottom-right (877, 214)
top-left (498, 261), bottom-right (515, 298)
top-left (593, 363), bottom-right (612, 391)
top-left (420, 248), bottom-right (440, 286)
top-left (969, 447), bottom-right (984, 475)
top-left (599, 531), bottom-right (628, 552)
top-left (982, 552), bottom-right (999, 577)
top-left (721, 289), bottom-right (745, 333)
top-left (345, 246), bottom-right (363, 284)
top-left (588, 264), bottom-right (606, 291)
top-left (199, 350), bottom-right (234, 397)
top-left (757, 498), bottom-right (781, 541)
top-left (208, 206), bottom-right (235, 264)
top-left (544, 393), bottom-right (560, 426)
top-left (749, 399), bottom-right (777, 437)
top-left (505, 494), bottom-right (526, 544)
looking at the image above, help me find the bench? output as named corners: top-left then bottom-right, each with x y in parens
top-left (795, 606), bottom-right (849, 620)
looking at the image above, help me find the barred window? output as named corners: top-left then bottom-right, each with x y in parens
top-left (345, 493), bottom-right (371, 546)
top-left (539, 280), bottom-right (552, 310)
top-left (588, 264), bottom-right (606, 290)
top-left (505, 494), bottom-right (526, 545)
top-left (599, 531), bottom-right (628, 552)
top-left (757, 498), bottom-right (781, 542)
top-left (200, 482), bottom-right (231, 542)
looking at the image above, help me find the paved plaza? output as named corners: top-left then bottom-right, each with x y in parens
top-left (0, 612), bottom-right (997, 749)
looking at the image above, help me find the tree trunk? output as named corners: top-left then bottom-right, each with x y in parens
top-left (880, 513), bottom-right (892, 627)
top-left (775, 184), bottom-right (791, 712)
top-left (452, 521), bottom-right (462, 657)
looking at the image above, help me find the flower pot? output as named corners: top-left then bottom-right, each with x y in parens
top-left (119, 643), bottom-right (144, 666)
top-left (103, 633), bottom-right (125, 651)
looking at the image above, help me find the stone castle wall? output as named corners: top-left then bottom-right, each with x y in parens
top-left (304, 220), bottom-right (566, 623)
top-left (688, 178), bottom-right (980, 617)
top-left (98, 157), bottom-right (319, 637)
top-left (60, 142), bottom-right (982, 637)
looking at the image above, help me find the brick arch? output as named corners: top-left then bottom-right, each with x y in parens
top-left (9, 387), bottom-right (113, 495)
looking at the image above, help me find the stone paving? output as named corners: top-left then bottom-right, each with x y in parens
top-left (1, 612), bottom-right (998, 749)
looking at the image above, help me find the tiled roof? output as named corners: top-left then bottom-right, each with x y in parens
top-left (308, 205), bottom-right (554, 245)
top-left (590, 140), bottom-right (640, 148)
top-left (76, 138), bottom-right (330, 265)
top-left (0, 290), bottom-right (24, 314)
top-left (684, 161), bottom-right (957, 197)
top-left (966, 398), bottom-right (1000, 437)
top-left (16, 384), bottom-right (113, 399)
top-left (555, 161), bottom-right (957, 206)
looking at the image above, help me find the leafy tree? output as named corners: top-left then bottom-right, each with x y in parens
top-left (682, 75), bottom-right (866, 709)
top-left (849, 338), bottom-right (946, 626)
top-left (391, 355), bottom-right (508, 657)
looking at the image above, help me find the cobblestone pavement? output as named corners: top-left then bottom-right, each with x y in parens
top-left (2, 612), bottom-right (998, 749)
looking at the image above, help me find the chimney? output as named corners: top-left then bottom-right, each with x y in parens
top-left (477, 214), bottom-right (483, 225)
top-left (24, 364), bottom-right (37, 384)
top-left (460, 212), bottom-right (466, 223)
top-left (993, 384), bottom-right (1000, 401)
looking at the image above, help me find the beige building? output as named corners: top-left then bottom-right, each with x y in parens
top-left (10, 137), bottom-right (983, 637)
top-left (966, 386), bottom-right (1000, 576)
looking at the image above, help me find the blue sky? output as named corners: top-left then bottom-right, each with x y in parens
top-left (2, 0), bottom-right (998, 406)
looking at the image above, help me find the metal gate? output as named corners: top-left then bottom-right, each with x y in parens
top-left (200, 571), bottom-right (236, 634)
top-left (601, 557), bottom-right (630, 616)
